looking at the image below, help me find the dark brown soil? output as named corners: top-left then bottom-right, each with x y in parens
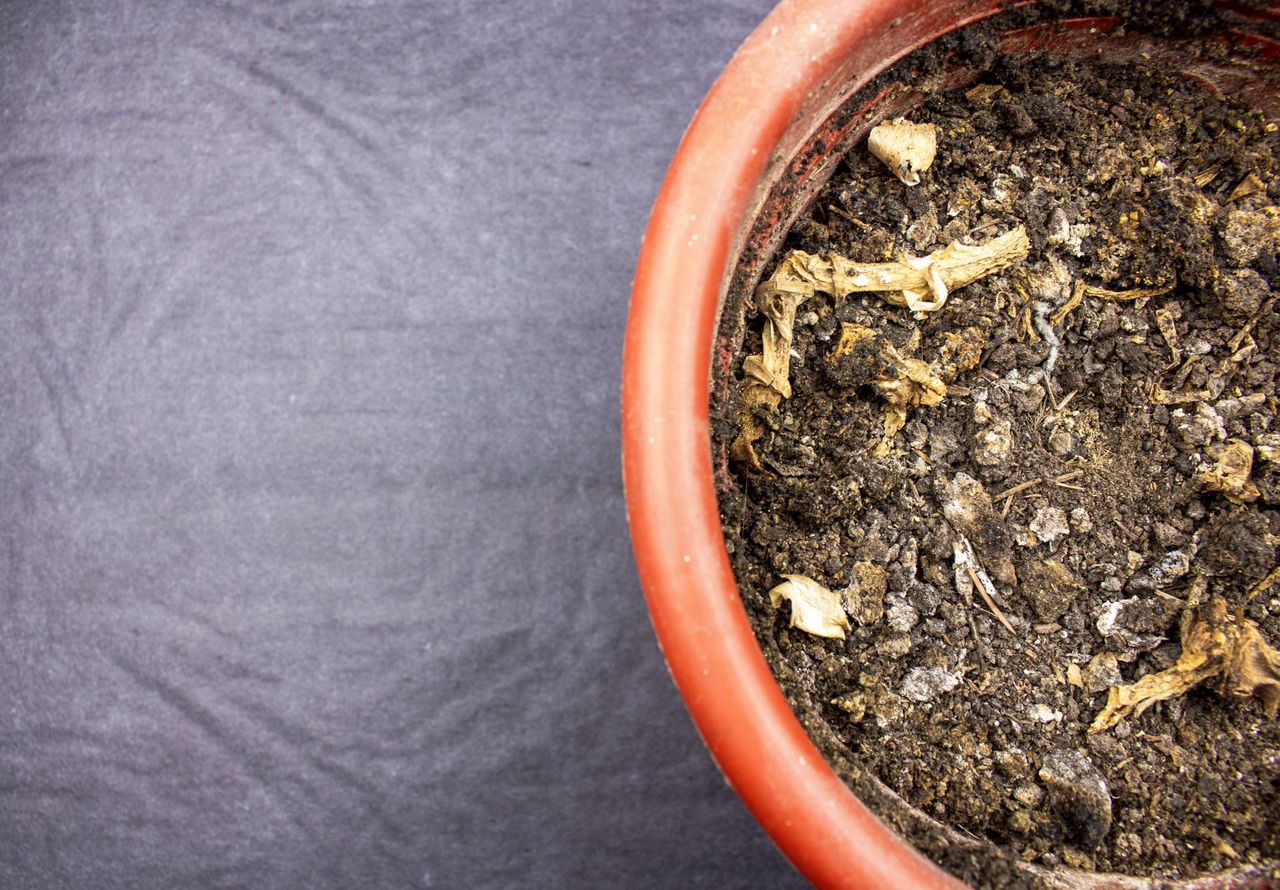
top-left (715, 40), bottom-right (1280, 889)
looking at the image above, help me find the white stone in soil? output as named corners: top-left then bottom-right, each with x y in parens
top-left (1028, 703), bottom-right (1064, 723)
top-left (899, 667), bottom-right (960, 702)
top-left (1030, 506), bottom-right (1070, 544)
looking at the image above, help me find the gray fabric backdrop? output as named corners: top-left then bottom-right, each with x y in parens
top-left (0, 1), bottom-right (810, 887)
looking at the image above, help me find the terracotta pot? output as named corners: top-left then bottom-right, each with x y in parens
top-left (622, 1), bottom-right (1279, 887)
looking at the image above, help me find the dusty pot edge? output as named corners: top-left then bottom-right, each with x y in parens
top-left (623, 2), bottom-right (1008, 888)
top-left (621, 1), bottom-right (1279, 888)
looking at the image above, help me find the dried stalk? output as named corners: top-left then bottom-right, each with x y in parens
top-left (731, 228), bottom-right (1026, 468)
top-left (1090, 598), bottom-right (1280, 732)
top-left (756, 226), bottom-right (1029, 319)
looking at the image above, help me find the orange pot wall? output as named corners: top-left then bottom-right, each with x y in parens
top-left (623, 2), bottom-right (1005, 887)
top-left (622, 1), bottom-right (1278, 888)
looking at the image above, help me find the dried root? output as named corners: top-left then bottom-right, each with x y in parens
top-left (1198, 439), bottom-right (1261, 504)
top-left (1090, 597), bottom-right (1280, 732)
top-left (757, 226), bottom-right (1029, 322)
top-left (731, 228), bottom-right (1027, 467)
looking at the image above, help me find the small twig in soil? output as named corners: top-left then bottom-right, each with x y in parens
top-left (967, 217), bottom-right (1004, 238)
top-left (827, 204), bottom-right (871, 230)
top-left (1045, 376), bottom-right (1062, 411)
top-left (1229, 171), bottom-right (1266, 202)
top-left (964, 82), bottom-right (1004, 103)
top-left (1083, 282), bottom-right (1175, 302)
top-left (993, 477), bottom-right (1042, 501)
top-left (994, 471), bottom-right (1080, 507)
top-left (1168, 354), bottom-right (1201, 391)
top-left (1019, 305), bottom-right (1037, 342)
top-left (966, 564), bottom-right (1016, 634)
top-left (1193, 163), bottom-right (1222, 188)
top-left (954, 536), bottom-right (1016, 634)
top-left (1055, 389), bottom-right (1079, 412)
top-left (1050, 280), bottom-right (1085, 326)
top-left (1154, 306), bottom-right (1182, 370)
top-left (1229, 297), bottom-right (1275, 352)
top-left (1049, 468), bottom-right (1086, 492)
top-left (967, 610), bottom-right (988, 672)
top-left (1247, 566), bottom-right (1280, 601)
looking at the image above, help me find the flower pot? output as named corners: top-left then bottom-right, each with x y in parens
top-left (622, 1), bottom-right (1280, 887)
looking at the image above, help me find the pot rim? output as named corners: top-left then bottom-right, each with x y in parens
top-left (622, 1), bottom-right (1279, 888)
top-left (622, 1), bottom-right (998, 886)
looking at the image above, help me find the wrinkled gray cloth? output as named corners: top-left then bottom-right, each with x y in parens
top-left (0, 1), bottom-right (806, 887)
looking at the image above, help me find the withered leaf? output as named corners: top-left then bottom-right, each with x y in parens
top-left (867, 117), bottom-right (937, 186)
top-left (1090, 597), bottom-right (1280, 732)
top-left (768, 575), bottom-right (851, 640)
top-left (1198, 439), bottom-right (1260, 505)
top-left (729, 380), bottom-right (781, 471)
top-left (871, 346), bottom-right (947, 456)
top-left (827, 324), bottom-right (949, 455)
top-left (1224, 621), bottom-right (1280, 715)
top-left (729, 286), bottom-right (806, 468)
top-left (829, 322), bottom-right (879, 361)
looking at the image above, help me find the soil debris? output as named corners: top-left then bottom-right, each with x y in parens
top-left (867, 117), bottom-right (938, 186)
top-left (1037, 750), bottom-right (1113, 850)
top-left (767, 575), bottom-right (850, 639)
top-left (871, 343), bottom-right (948, 454)
top-left (826, 323), bottom-right (950, 454)
top-left (1090, 597), bottom-right (1280, 731)
top-left (1021, 560), bottom-right (1086, 622)
top-left (732, 231), bottom-right (1027, 466)
top-left (900, 666), bottom-right (961, 702)
top-left (1197, 438), bottom-right (1261, 504)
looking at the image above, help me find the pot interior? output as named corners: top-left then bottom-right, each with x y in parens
top-left (708, 8), bottom-right (1280, 890)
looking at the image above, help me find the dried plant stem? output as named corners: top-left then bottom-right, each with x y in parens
top-left (756, 226), bottom-right (1029, 319)
top-left (967, 565), bottom-right (1016, 634)
top-left (731, 227), bottom-right (1028, 468)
